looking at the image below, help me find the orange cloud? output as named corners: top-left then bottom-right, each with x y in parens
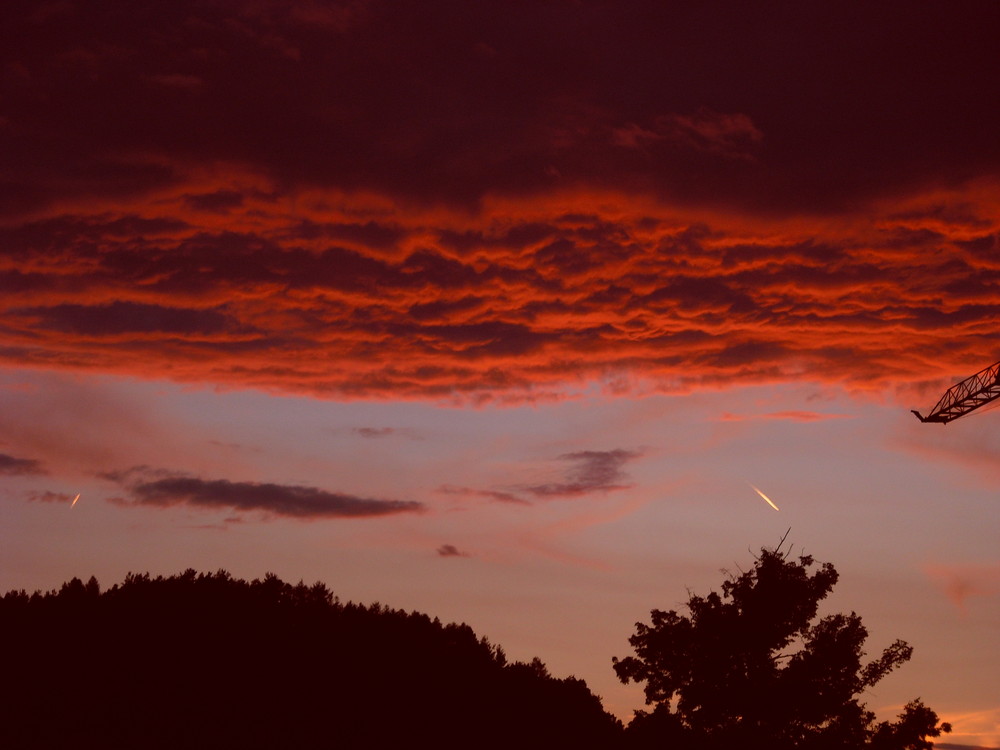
top-left (2, 180), bottom-right (997, 404)
top-left (924, 563), bottom-right (1000, 614)
top-left (937, 706), bottom-right (1000, 750)
top-left (0, 178), bottom-right (1000, 402)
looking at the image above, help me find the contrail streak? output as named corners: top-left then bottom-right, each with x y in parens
top-left (749, 483), bottom-right (779, 511)
top-left (71, 493), bottom-right (80, 508)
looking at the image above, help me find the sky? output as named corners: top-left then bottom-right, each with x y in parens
top-left (1, 0), bottom-right (999, 744)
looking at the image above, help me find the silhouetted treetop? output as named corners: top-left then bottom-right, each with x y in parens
top-left (614, 539), bottom-right (951, 750)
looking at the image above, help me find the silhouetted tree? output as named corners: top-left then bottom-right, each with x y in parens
top-left (613, 537), bottom-right (951, 750)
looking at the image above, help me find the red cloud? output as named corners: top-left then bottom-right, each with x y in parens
top-left (1, 185), bottom-right (999, 404)
top-left (2, 2), bottom-right (999, 404)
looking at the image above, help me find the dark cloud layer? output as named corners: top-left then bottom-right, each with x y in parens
top-left (3, 1), bottom-right (998, 212)
top-left (104, 467), bottom-right (422, 519)
top-left (17, 302), bottom-right (235, 336)
top-left (1, 1), bottom-right (999, 403)
top-left (0, 453), bottom-right (46, 476)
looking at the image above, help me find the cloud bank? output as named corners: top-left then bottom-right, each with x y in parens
top-left (1, 1), bottom-right (998, 403)
top-left (103, 467), bottom-right (422, 519)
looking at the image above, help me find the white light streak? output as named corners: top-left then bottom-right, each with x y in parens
top-left (749, 483), bottom-right (779, 511)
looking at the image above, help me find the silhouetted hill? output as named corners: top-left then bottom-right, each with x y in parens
top-left (0, 570), bottom-right (623, 749)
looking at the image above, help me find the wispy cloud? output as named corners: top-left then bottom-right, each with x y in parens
top-left (892, 426), bottom-right (1000, 485)
top-left (437, 485), bottom-right (530, 505)
top-left (717, 411), bottom-right (855, 422)
top-left (613, 108), bottom-right (763, 160)
top-left (436, 544), bottom-right (471, 558)
top-left (353, 427), bottom-right (396, 438)
top-left (523, 449), bottom-right (641, 498)
top-left (351, 427), bottom-right (420, 440)
top-left (937, 705), bottom-right (1000, 750)
top-left (924, 563), bottom-right (1000, 614)
top-left (25, 490), bottom-right (74, 503)
top-left (440, 449), bottom-right (642, 506)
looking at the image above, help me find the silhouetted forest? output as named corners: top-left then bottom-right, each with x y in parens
top-left (0, 570), bottom-right (622, 749)
top-left (0, 545), bottom-right (954, 749)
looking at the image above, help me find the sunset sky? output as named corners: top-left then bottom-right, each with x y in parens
top-left (2, 1), bottom-right (999, 745)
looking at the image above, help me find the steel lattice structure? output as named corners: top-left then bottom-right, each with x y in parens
top-left (912, 359), bottom-right (1000, 424)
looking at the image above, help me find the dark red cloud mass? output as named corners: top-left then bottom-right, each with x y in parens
top-left (2, 1), bottom-right (999, 403)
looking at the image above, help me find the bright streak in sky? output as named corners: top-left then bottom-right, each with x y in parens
top-left (71, 493), bottom-right (80, 508)
top-left (749, 483), bottom-right (780, 511)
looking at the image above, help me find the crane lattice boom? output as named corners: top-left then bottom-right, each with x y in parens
top-left (912, 359), bottom-right (1000, 424)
